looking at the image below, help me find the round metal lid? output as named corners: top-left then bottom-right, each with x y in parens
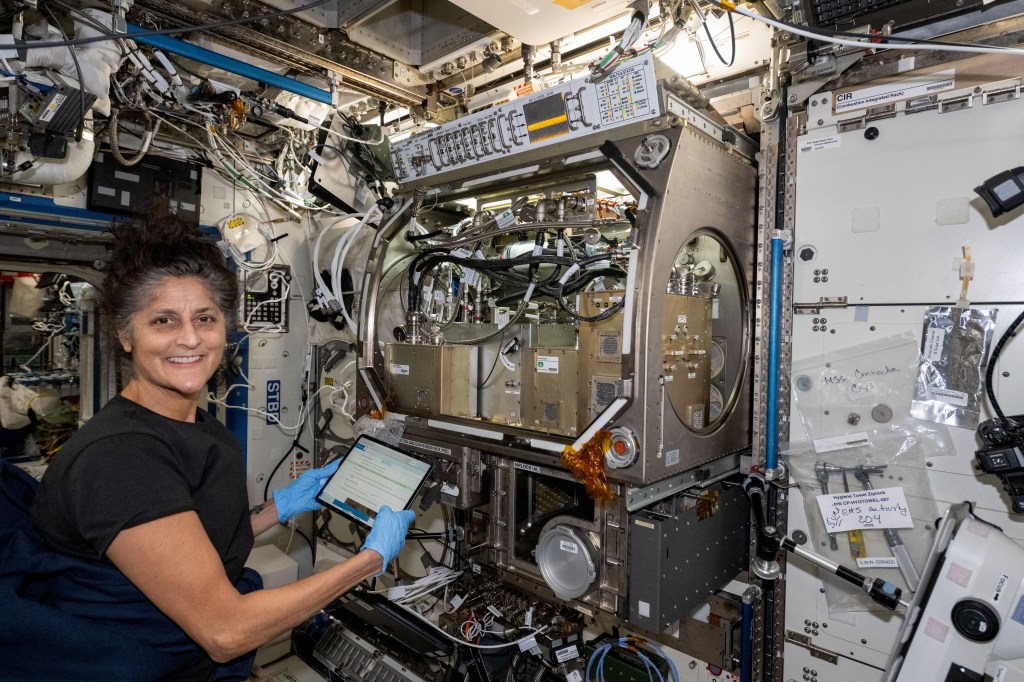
top-left (535, 525), bottom-right (597, 600)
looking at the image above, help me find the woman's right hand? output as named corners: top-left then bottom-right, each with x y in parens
top-left (360, 506), bottom-right (416, 575)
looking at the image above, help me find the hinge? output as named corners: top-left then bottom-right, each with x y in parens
top-left (785, 630), bottom-right (839, 665)
top-left (794, 296), bottom-right (848, 315)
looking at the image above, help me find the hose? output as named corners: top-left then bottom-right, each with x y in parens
top-left (109, 108), bottom-right (157, 167)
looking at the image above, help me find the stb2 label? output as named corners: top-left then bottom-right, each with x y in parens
top-left (266, 380), bottom-right (281, 424)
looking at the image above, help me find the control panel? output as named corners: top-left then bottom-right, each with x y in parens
top-left (389, 57), bottom-right (661, 184)
top-left (243, 265), bottom-right (290, 331)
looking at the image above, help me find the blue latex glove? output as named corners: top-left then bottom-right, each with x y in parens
top-left (272, 459), bottom-right (341, 523)
top-left (361, 505), bottom-right (416, 575)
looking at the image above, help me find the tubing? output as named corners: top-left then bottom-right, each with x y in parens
top-left (741, 599), bottom-right (753, 682)
top-left (127, 25), bottom-right (333, 104)
top-left (765, 237), bottom-right (784, 471)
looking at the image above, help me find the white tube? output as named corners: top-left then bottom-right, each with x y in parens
top-left (11, 124), bottom-right (95, 185)
top-left (716, 0), bottom-right (1024, 56)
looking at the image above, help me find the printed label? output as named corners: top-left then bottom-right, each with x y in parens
top-left (514, 461), bottom-right (542, 473)
top-left (496, 208), bottom-right (516, 228)
top-left (925, 327), bottom-right (946, 362)
top-left (38, 93), bottom-right (67, 122)
top-left (391, 363), bottom-right (410, 375)
top-left (677, 314), bottom-right (688, 324)
top-left (400, 438), bottom-right (453, 456)
top-left (556, 645), bottom-right (580, 662)
top-left (634, 519), bottom-right (655, 529)
top-left (817, 486), bottom-right (914, 532)
top-left (266, 380), bottom-right (281, 425)
top-left (835, 68), bottom-right (956, 113)
top-left (536, 355), bottom-right (559, 373)
top-left (813, 432), bottom-right (871, 454)
top-left (857, 557), bottom-right (899, 569)
top-left (560, 540), bottom-right (579, 554)
top-left (524, 607), bottom-right (533, 627)
top-left (666, 449), bottom-right (680, 467)
top-left (799, 135), bottom-right (841, 153)
top-left (567, 672), bottom-right (583, 682)
top-left (994, 574), bottom-right (1011, 603)
top-left (638, 600), bottom-right (650, 617)
top-left (933, 388), bottom-right (969, 407)
top-left (397, 438), bottom-right (450, 454)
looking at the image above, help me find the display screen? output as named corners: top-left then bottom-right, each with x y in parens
top-left (317, 435), bottom-right (432, 527)
top-left (522, 93), bottom-right (571, 143)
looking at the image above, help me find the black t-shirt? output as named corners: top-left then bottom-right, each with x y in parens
top-left (32, 395), bottom-right (254, 582)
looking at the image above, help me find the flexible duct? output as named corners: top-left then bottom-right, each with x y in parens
top-left (10, 117), bottom-right (95, 185)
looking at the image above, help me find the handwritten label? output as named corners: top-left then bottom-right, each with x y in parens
top-left (817, 486), bottom-right (914, 532)
top-left (925, 327), bottom-right (946, 362)
top-left (813, 432), bottom-right (870, 454)
top-left (857, 557), bottom-right (899, 569)
top-left (822, 364), bottom-right (902, 398)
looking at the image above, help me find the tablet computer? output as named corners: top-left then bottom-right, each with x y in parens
top-left (316, 434), bottom-right (433, 528)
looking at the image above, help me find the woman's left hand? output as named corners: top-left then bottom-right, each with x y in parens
top-left (272, 459), bottom-right (341, 523)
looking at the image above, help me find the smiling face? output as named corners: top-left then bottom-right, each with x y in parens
top-left (119, 276), bottom-right (227, 421)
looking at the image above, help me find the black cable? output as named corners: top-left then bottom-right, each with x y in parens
top-left (262, 435), bottom-right (308, 502)
top-left (703, 9), bottom-right (735, 67)
top-left (17, 0), bottom-right (331, 50)
top-left (41, 6), bottom-right (86, 142)
top-left (261, 389), bottom-right (310, 504)
top-left (986, 309), bottom-right (1024, 429)
top-left (475, 340), bottom-right (507, 389)
top-left (407, 227), bottom-right (447, 243)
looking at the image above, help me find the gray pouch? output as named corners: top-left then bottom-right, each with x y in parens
top-left (911, 306), bottom-right (997, 429)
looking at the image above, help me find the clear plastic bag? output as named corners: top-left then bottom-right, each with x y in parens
top-left (785, 437), bottom-right (938, 613)
top-left (910, 306), bottom-right (996, 430)
top-left (791, 332), bottom-right (955, 458)
top-left (788, 334), bottom-right (944, 612)
top-left (352, 413), bottom-right (405, 445)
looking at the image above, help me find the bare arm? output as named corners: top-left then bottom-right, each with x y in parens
top-left (106, 511), bottom-right (381, 663)
top-left (249, 499), bottom-right (281, 536)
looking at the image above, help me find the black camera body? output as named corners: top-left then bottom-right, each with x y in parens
top-left (976, 415), bottom-right (1024, 513)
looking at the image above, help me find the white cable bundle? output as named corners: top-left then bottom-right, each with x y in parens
top-left (386, 567), bottom-right (463, 606)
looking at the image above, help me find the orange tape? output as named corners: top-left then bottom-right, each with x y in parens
top-left (560, 430), bottom-right (617, 502)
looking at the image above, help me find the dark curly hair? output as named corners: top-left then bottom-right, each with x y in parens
top-left (99, 210), bottom-right (238, 358)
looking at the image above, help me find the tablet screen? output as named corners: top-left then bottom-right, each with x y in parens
top-left (316, 435), bottom-right (433, 528)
